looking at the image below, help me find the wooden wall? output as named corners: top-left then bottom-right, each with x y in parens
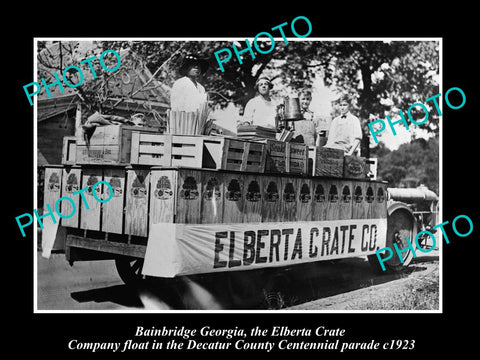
top-left (47, 166), bottom-right (388, 238)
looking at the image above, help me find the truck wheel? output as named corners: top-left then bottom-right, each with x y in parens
top-left (115, 257), bottom-right (146, 285)
top-left (368, 209), bottom-right (417, 273)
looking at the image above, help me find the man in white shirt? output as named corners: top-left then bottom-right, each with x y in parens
top-left (325, 96), bottom-right (362, 156)
top-left (242, 76), bottom-right (277, 128)
top-left (170, 54), bottom-right (209, 112)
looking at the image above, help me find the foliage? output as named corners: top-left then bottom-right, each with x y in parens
top-left (38, 40), bottom-right (439, 120)
top-left (372, 137), bottom-right (439, 193)
top-left (37, 39), bottom-right (440, 160)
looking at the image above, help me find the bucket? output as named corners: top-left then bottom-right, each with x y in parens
top-left (283, 96), bottom-right (303, 120)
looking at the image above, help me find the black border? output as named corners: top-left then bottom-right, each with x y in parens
top-left (8, 6), bottom-right (479, 357)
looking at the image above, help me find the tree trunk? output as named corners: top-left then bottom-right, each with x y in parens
top-left (359, 63), bottom-right (373, 159)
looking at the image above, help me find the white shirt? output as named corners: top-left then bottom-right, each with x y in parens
top-left (242, 95), bottom-right (277, 128)
top-left (325, 112), bottom-right (362, 153)
top-left (170, 76), bottom-right (208, 112)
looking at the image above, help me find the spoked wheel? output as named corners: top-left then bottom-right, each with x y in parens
top-left (368, 209), bottom-right (417, 273)
top-left (115, 257), bottom-right (146, 285)
top-left (226, 269), bottom-right (266, 309)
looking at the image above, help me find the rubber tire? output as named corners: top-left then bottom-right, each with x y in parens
top-left (115, 257), bottom-right (146, 285)
top-left (368, 209), bottom-right (417, 273)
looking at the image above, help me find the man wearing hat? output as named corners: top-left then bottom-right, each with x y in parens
top-left (241, 76), bottom-right (277, 128)
top-left (170, 54), bottom-right (209, 112)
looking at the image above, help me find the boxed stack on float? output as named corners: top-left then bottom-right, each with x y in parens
top-left (130, 133), bottom-right (225, 169)
top-left (343, 155), bottom-right (368, 179)
top-left (129, 133), bottom-right (266, 172)
top-left (308, 146), bottom-right (344, 178)
top-left (263, 139), bottom-right (309, 175)
top-left (75, 124), bottom-right (159, 165)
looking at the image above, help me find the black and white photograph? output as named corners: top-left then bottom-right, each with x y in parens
top-left (33, 37), bottom-right (442, 312)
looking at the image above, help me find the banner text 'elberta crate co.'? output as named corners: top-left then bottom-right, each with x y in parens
top-left (143, 219), bottom-right (387, 277)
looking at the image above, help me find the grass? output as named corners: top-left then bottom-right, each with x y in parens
top-left (348, 270), bottom-right (440, 310)
top-left (263, 266), bottom-right (440, 311)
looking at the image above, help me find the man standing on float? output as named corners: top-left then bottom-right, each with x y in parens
top-left (325, 95), bottom-right (362, 156)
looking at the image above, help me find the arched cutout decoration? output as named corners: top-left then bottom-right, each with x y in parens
top-left (354, 186), bottom-right (363, 203)
top-left (342, 185), bottom-right (351, 203)
top-left (314, 184), bottom-right (325, 202)
top-left (328, 185), bottom-right (338, 203)
top-left (366, 186), bottom-right (374, 203)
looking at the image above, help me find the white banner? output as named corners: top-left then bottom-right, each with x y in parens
top-left (143, 219), bottom-right (387, 278)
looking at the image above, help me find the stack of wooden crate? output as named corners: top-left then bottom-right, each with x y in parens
top-left (129, 134), bottom-right (310, 175)
top-left (62, 127), bottom-right (372, 179)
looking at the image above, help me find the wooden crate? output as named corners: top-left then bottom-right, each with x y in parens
top-left (313, 147), bottom-right (344, 178)
top-left (343, 155), bottom-right (368, 179)
top-left (221, 138), bottom-right (266, 173)
top-left (130, 132), bottom-right (171, 166)
top-left (61, 136), bottom-right (77, 165)
top-left (130, 134), bottom-right (224, 169)
top-left (287, 143), bottom-right (308, 174)
top-left (171, 136), bottom-right (208, 168)
top-left (264, 140), bottom-right (287, 173)
top-left (76, 125), bottom-right (158, 165)
top-left (264, 141), bottom-right (308, 175)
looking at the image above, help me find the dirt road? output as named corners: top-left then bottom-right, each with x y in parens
top-left (37, 249), bottom-right (439, 311)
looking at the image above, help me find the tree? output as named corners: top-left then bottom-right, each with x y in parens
top-left (376, 137), bottom-right (439, 193)
top-left (38, 40), bottom-right (440, 152)
top-left (273, 40), bottom-right (440, 156)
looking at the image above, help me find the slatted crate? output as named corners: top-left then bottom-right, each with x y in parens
top-left (221, 138), bottom-right (266, 173)
top-left (130, 132), bottom-right (171, 166)
top-left (130, 133), bottom-right (224, 169)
